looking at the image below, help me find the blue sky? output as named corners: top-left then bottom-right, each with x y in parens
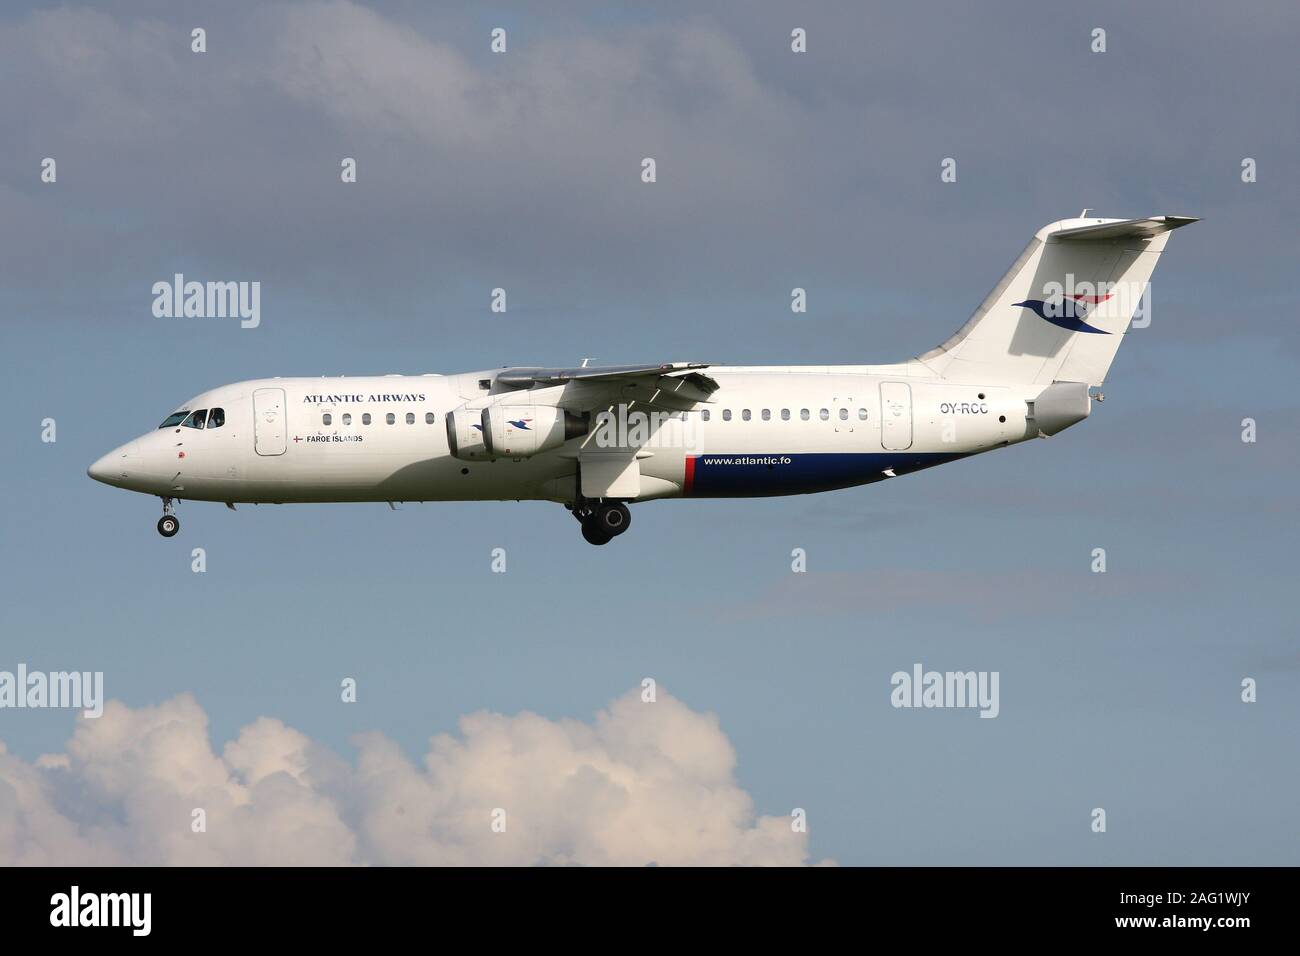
top-left (0, 0), bottom-right (1297, 864)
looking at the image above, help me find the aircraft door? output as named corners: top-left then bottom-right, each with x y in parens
top-left (879, 382), bottom-right (913, 450)
top-left (253, 387), bottom-right (287, 456)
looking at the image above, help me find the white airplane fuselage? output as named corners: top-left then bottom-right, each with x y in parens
top-left (88, 367), bottom-right (1067, 507)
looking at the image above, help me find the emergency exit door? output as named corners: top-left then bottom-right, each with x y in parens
top-left (879, 382), bottom-right (913, 450)
top-left (253, 387), bottom-right (287, 456)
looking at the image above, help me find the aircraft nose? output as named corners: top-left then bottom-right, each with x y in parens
top-left (87, 441), bottom-right (139, 485)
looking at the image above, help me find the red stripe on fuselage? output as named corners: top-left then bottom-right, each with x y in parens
top-left (683, 456), bottom-right (696, 496)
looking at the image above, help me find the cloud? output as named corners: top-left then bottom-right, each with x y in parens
top-left (0, 688), bottom-right (821, 866)
top-left (0, 1), bottom-right (798, 299)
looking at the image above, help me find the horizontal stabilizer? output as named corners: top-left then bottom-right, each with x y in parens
top-left (1047, 216), bottom-right (1199, 242)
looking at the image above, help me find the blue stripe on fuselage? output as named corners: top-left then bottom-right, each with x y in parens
top-left (686, 452), bottom-right (968, 497)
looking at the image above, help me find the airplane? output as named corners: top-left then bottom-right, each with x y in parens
top-left (88, 214), bottom-right (1197, 545)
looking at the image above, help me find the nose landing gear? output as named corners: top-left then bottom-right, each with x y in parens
top-left (157, 497), bottom-right (180, 537)
top-left (572, 500), bottom-right (631, 546)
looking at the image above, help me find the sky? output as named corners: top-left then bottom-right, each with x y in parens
top-left (0, 0), bottom-right (1297, 865)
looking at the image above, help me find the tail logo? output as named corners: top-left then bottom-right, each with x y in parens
top-left (1013, 293), bottom-right (1112, 334)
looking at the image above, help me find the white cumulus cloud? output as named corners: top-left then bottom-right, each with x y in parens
top-left (0, 688), bottom-right (824, 866)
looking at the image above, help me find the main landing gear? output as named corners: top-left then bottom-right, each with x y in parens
top-left (572, 500), bottom-right (631, 546)
top-left (157, 497), bottom-right (180, 537)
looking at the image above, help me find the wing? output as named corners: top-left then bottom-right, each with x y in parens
top-left (496, 362), bottom-right (720, 412)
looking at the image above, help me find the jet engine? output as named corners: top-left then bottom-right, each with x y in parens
top-left (481, 405), bottom-right (587, 458)
top-left (445, 406), bottom-right (493, 460)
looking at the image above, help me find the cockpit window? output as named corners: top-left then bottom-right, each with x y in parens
top-left (159, 411), bottom-right (189, 429)
top-left (183, 409), bottom-right (208, 429)
top-left (207, 408), bottom-right (225, 428)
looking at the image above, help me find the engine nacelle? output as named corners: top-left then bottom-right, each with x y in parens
top-left (445, 406), bottom-right (493, 460)
top-left (481, 405), bottom-right (586, 458)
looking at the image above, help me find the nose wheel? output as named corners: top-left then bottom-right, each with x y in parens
top-left (575, 501), bottom-right (631, 545)
top-left (157, 497), bottom-right (180, 537)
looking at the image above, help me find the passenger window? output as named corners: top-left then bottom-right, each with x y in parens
top-left (406, 412), bottom-right (415, 425)
top-left (362, 413), bottom-right (371, 425)
top-left (819, 408), bottom-right (830, 421)
top-left (781, 409), bottom-right (790, 421)
top-left (839, 408), bottom-right (848, 420)
top-left (322, 413), bottom-right (332, 426)
top-left (800, 409), bottom-right (810, 421)
top-left (207, 408), bottom-right (225, 428)
top-left (701, 409), bottom-right (710, 421)
top-left (386, 413), bottom-right (395, 425)
top-left (342, 413), bottom-right (352, 426)
top-left (741, 409), bottom-right (751, 421)
top-left (425, 412), bottom-right (435, 424)
top-left (183, 409), bottom-right (207, 429)
top-left (858, 408), bottom-right (868, 420)
top-left (761, 409), bottom-right (771, 421)
top-left (722, 409), bottom-right (732, 421)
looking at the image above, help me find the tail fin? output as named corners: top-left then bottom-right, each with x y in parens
top-left (918, 215), bottom-right (1198, 386)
